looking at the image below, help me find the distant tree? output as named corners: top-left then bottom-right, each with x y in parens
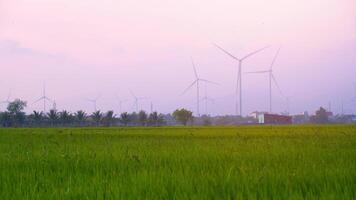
top-left (129, 112), bottom-right (139, 126)
top-left (7, 99), bottom-right (27, 126)
top-left (138, 110), bottom-right (148, 126)
top-left (74, 110), bottom-right (87, 126)
top-left (92, 110), bottom-right (103, 126)
top-left (47, 109), bottom-right (59, 126)
top-left (28, 111), bottom-right (44, 126)
top-left (172, 108), bottom-right (193, 126)
top-left (103, 110), bottom-right (115, 126)
top-left (314, 107), bottom-right (329, 124)
top-left (148, 112), bottom-right (165, 126)
top-left (0, 111), bottom-right (11, 127)
top-left (202, 115), bottom-right (212, 126)
top-left (120, 112), bottom-right (130, 126)
top-left (59, 110), bottom-right (73, 126)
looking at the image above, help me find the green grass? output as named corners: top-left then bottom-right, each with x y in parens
top-left (0, 125), bottom-right (355, 199)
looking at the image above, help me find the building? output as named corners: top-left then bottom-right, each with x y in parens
top-left (249, 111), bottom-right (268, 119)
top-left (258, 113), bottom-right (292, 124)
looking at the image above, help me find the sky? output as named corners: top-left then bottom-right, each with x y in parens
top-left (0, 0), bottom-right (355, 116)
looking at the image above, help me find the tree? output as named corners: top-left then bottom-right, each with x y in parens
top-left (47, 109), bottom-right (58, 126)
top-left (148, 112), bottom-right (165, 126)
top-left (0, 111), bottom-right (11, 127)
top-left (314, 107), bottom-right (329, 124)
top-left (92, 110), bottom-right (103, 126)
top-left (59, 110), bottom-right (73, 126)
top-left (120, 112), bottom-right (130, 126)
top-left (172, 108), bottom-right (193, 126)
top-left (28, 111), bottom-right (44, 126)
top-left (129, 112), bottom-right (138, 126)
top-left (138, 110), bottom-right (148, 126)
top-left (103, 110), bottom-right (115, 126)
top-left (7, 99), bottom-right (27, 126)
top-left (74, 110), bottom-right (87, 126)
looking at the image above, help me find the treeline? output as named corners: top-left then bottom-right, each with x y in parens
top-left (0, 99), bottom-right (168, 127)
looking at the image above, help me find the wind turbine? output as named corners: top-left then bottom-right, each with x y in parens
top-left (86, 95), bottom-right (100, 112)
top-left (214, 43), bottom-right (269, 116)
top-left (200, 83), bottom-right (215, 116)
top-left (246, 47), bottom-right (282, 113)
top-left (115, 95), bottom-right (127, 114)
top-left (33, 83), bottom-right (52, 113)
top-left (181, 57), bottom-right (218, 117)
top-left (130, 90), bottom-right (147, 112)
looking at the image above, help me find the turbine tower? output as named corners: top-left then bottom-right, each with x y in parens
top-left (181, 57), bottom-right (218, 117)
top-left (86, 95), bottom-right (100, 112)
top-left (130, 90), bottom-right (147, 112)
top-left (115, 95), bottom-right (127, 114)
top-left (214, 43), bottom-right (269, 116)
top-left (33, 83), bottom-right (52, 113)
top-left (246, 47), bottom-right (282, 113)
top-left (200, 82), bottom-right (215, 115)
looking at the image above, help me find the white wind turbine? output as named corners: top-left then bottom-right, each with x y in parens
top-left (214, 43), bottom-right (269, 116)
top-left (86, 95), bottom-right (101, 112)
top-left (246, 47), bottom-right (282, 113)
top-left (115, 95), bottom-right (127, 114)
top-left (33, 83), bottom-right (52, 113)
top-left (200, 83), bottom-right (215, 116)
top-left (181, 57), bottom-right (218, 117)
top-left (130, 90), bottom-right (147, 112)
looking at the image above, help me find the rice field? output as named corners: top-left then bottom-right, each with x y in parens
top-left (0, 125), bottom-right (355, 199)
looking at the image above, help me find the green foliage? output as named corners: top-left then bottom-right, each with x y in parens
top-left (92, 111), bottom-right (103, 126)
top-left (6, 99), bottom-right (27, 114)
top-left (138, 110), bottom-right (148, 126)
top-left (0, 125), bottom-right (355, 199)
top-left (172, 108), bottom-right (193, 125)
top-left (120, 112), bottom-right (130, 126)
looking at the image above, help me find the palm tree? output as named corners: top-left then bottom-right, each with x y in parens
top-left (29, 111), bottom-right (44, 126)
top-left (120, 112), bottom-right (130, 126)
top-left (47, 109), bottom-right (58, 127)
top-left (103, 110), bottom-right (115, 126)
top-left (59, 110), bottom-right (73, 126)
top-left (91, 110), bottom-right (103, 126)
top-left (74, 110), bottom-right (87, 126)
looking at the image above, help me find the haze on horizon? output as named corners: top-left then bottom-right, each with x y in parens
top-left (0, 0), bottom-right (355, 116)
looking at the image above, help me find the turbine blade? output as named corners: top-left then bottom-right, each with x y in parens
top-left (245, 70), bottom-right (270, 74)
top-left (199, 79), bottom-right (219, 85)
top-left (191, 57), bottom-right (199, 79)
top-left (271, 74), bottom-right (284, 96)
top-left (270, 47), bottom-right (281, 70)
top-left (33, 97), bottom-right (44, 104)
top-left (213, 43), bottom-right (240, 61)
top-left (181, 80), bottom-right (198, 95)
top-left (241, 46), bottom-right (270, 60)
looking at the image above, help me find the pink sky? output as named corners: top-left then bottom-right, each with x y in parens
top-left (0, 0), bottom-right (356, 115)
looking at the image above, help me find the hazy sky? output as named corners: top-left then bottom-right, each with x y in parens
top-left (0, 0), bottom-right (355, 115)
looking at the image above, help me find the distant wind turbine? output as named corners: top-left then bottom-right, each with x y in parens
top-left (181, 57), bottom-right (218, 117)
top-left (115, 95), bottom-right (127, 114)
top-left (246, 47), bottom-right (282, 113)
top-left (214, 43), bottom-right (269, 116)
top-left (200, 83), bottom-right (215, 115)
top-left (86, 95), bottom-right (101, 112)
top-left (130, 90), bottom-right (147, 112)
top-left (33, 83), bottom-right (52, 113)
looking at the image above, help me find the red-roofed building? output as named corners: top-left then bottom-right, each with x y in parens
top-left (258, 113), bottom-right (292, 124)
